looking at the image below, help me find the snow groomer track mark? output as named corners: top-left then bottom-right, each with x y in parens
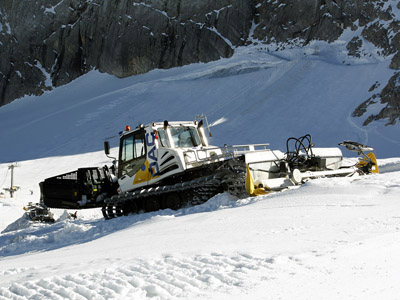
top-left (0, 253), bottom-right (275, 300)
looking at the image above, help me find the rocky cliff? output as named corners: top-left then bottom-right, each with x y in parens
top-left (1, 0), bottom-right (399, 125)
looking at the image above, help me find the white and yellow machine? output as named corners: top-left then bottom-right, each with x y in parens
top-left (39, 120), bottom-right (378, 220)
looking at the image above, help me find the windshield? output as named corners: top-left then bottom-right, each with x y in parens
top-left (169, 126), bottom-right (201, 148)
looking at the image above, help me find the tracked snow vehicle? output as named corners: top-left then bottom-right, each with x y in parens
top-left (24, 202), bottom-right (55, 223)
top-left (100, 120), bottom-right (250, 218)
top-left (39, 119), bottom-right (378, 220)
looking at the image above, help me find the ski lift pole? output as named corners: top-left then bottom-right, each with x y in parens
top-left (3, 163), bottom-right (20, 198)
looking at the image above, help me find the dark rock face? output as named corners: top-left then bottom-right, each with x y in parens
top-left (354, 73), bottom-right (400, 126)
top-left (344, 1), bottom-right (400, 125)
top-left (0, 0), bottom-right (399, 125)
top-left (0, 0), bottom-right (253, 106)
top-left (253, 0), bottom-right (344, 44)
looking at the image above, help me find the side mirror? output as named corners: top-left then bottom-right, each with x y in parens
top-left (104, 141), bottom-right (110, 155)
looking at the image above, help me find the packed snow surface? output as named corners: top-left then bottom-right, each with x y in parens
top-left (1, 37), bottom-right (400, 299)
top-left (0, 155), bottom-right (400, 299)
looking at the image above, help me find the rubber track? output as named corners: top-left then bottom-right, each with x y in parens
top-left (102, 172), bottom-right (245, 220)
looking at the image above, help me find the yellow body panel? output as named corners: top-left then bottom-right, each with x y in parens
top-left (133, 160), bottom-right (160, 184)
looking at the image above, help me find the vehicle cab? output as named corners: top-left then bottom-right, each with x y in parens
top-left (110, 120), bottom-right (225, 193)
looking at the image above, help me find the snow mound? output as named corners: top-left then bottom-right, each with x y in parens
top-left (1, 213), bottom-right (31, 234)
top-left (180, 192), bottom-right (254, 213)
top-left (0, 218), bottom-right (96, 257)
top-left (56, 210), bottom-right (76, 222)
top-left (0, 193), bottom-right (252, 259)
top-left (378, 158), bottom-right (400, 173)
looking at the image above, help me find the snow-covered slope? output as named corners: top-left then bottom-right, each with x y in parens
top-left (0, 42), bottom-right (399, 163)
top-left (1, 39), bottom-right (400, 299)
top-left (0, 156), bottom-right (400, 299)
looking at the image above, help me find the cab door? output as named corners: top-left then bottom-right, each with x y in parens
top-left (118, 129), bottom-right (146, 178)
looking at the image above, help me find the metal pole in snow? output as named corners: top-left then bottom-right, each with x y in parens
top-left (3, 163), bottom-right (19, 198)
